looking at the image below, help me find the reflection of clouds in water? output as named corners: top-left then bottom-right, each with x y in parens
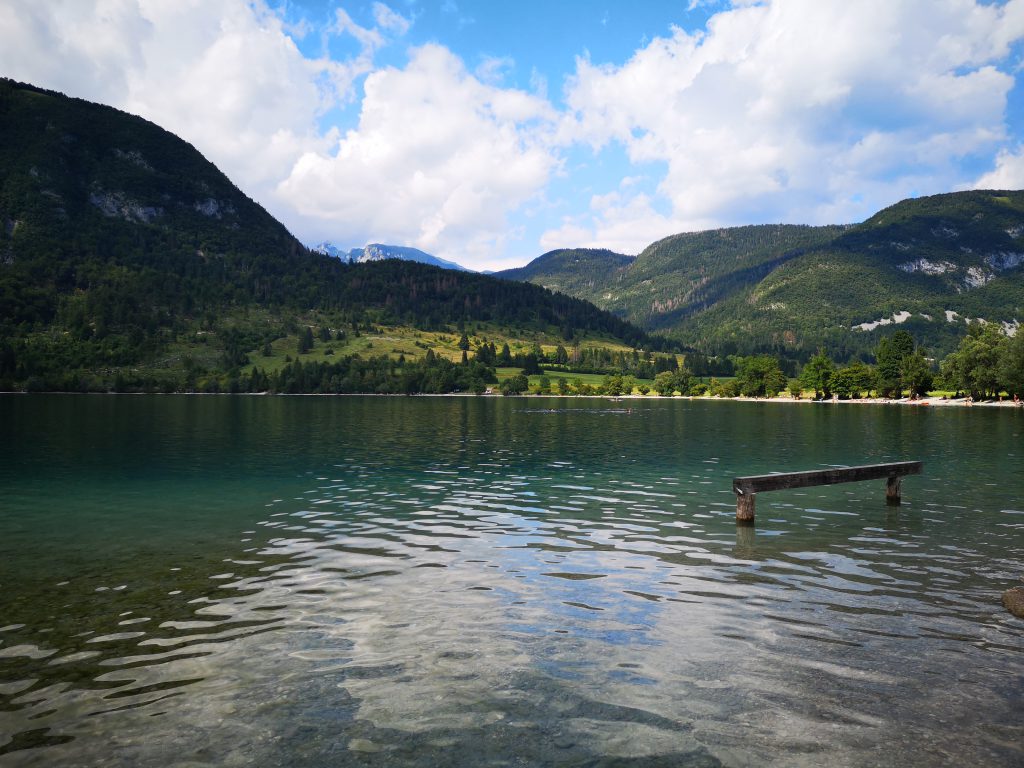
top-left (239, 467), bottom-right (741, 758)
top-left (4, 429), bottom-right (1023, 766)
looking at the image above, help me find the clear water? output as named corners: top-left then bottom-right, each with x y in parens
top-left (0, 395), bottom-right (1022, 767)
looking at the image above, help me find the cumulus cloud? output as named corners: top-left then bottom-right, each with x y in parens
top-left (0, 0), bottom-right (410, 234)
top-left (541, 185), bottom-right (678, 255)
top-left (973, 146), bottom-right (1024, 189)
top-left (278, 44), bottom-right (559, 267)
top-left (552, 0), bottom-right (1024, 253)
top-left (1, 0), bottom-right (1022, 268)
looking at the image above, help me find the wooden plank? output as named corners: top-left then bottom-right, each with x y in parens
top-left (733, 461), bottom-right (922, 496)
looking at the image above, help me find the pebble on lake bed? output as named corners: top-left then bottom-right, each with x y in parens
top-left (1003, 587), bottom-right (1024, 618)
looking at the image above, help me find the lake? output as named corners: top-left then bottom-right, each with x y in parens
top-left (1, 395), bottom-right (1022, 767)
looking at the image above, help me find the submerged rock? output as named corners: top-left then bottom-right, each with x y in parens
top-left (1002, 587), bottom-right (1024, 618)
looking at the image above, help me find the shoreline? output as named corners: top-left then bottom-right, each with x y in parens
top-left (5, 391), bottom-right (1023, 407)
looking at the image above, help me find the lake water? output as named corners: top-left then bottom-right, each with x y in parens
top-left (1, 395), bottom-right (1022, 767)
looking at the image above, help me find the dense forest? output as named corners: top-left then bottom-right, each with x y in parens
top-left (0, 78), bottom-right (674, 392)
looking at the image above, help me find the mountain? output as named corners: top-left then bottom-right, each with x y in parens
top-left (310, 241), bottom-right (346, 259)
top-left (501, 194), bottom-right (1024, 359)
top-left (311, 241), bottom-right (471, 271)
top-left (0, 78), bottom-right (667, 391)
top-left (495, 248), bottom-right (635, 296)
top-left (350, 243), bottom-right (471, 272)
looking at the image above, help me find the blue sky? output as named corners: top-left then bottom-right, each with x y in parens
top-left (2, 1), bottom-right (1024, 270)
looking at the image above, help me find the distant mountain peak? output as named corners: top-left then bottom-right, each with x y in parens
top-left (311, 241), bottom-right (471, 272)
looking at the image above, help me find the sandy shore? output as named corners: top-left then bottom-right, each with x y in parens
top-left (11, 391), bottom-right (1024, 407)
top-left (536, 392), bottom-right (1023, 407)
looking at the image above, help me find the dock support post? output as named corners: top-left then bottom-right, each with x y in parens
top-left (736, 492), bottom-right (756, 524)
top-left (885, 475), bottom-right (902, 505)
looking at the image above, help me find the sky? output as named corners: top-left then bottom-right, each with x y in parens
top-left (2, 0), bottom-right (1024, 271)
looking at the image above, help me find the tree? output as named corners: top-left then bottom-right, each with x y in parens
top-left (297, 326), bottom-right (314, 354)
top-left (653, 371), bottom-right (676, 396)
top-left (876, 330), bottom-right (914, 397)
top-left (500, 374), bottom-right (529, 396)
top-left (900, 350), bottom-right (933, 397)
top-left (940, 324), bottom-right (1006, 399)
top-left (999, 330), bottom-right (1024, 397)
top-left (672, 368), bottom-right (693, 396)
top-left (602, 374), bottom-right (625, 396)
top-left (711, 378), bottom-right (740, 397)
top-left (520, 354), bottom-right (543, 376)
top-left (458, 332), bottom-right (470, 351)
top-left (475, 342), bottom-right (496, 366)
top-left (735, 356), bottom-right (785, 397)
top-left (799, 351), bottom-right (834, 399)
top-left (830, 361), bottom-right (878, 399)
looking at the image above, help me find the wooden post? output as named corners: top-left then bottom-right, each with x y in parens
top-left (885, 474), bottom-right (902, 505)
top-left (732, 461), bottom-right (921, 526)
top-left (736, 492), bottom-right (756, 524)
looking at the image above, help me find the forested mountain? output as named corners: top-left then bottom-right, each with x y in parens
top-left (495, 248), bottom-right (635, 295)
top-left (0, 79), bottom-right (666, 391)
top-left (502, 194), bottom-right (1024, 360)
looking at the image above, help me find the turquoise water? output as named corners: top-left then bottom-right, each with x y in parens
top-left (0, 395), bottom-right (1022, 766)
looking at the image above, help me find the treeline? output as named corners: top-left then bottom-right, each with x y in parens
top-left (473, 340), bottom-right (732, 378)
top-left (728, 327), bottom-right (1024, 400)
top-left (7, 350), bottom-right (498, 396)
top-left (256, 351), bottom-right (497, 395)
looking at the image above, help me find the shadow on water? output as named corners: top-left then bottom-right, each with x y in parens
top-left (0, 395), bottom-right (1022, 766)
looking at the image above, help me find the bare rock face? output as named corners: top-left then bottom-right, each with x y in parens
top-left (1003, 587), bottom-right (1024, 618)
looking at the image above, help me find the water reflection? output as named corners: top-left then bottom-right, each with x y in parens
top-left (0, 396), bottom-right (1022, 766)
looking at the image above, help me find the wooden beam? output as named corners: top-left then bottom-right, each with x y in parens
top-left (734, 461), bottom-right (922, 495)
top-left (732, 461), bottom-right (922, 522)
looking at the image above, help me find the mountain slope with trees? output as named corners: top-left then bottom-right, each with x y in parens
top-left (502, 193), bottom-right (1024, 360)
top-left (495, 248), bottom-right (635, 296)
top-left (0, 79), bottom-right (670, 391)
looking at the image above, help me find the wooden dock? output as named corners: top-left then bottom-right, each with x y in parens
top-left (732, 461), bottom-right (923, 523)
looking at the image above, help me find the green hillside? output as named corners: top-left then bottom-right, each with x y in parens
top-left (585, 225), bottom-right (845, 331)
top-left (502, 194), bottom-right (1024, 359)
top-left (0, 79), bottom-right (669, 391)
top-left (495, 248), bottom-right (634, 296)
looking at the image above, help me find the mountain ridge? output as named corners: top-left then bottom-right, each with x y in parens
top-left (499, 196), bottom-right (1024, 359)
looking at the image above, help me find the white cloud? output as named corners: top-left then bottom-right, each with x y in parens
top-left (475, 55), bottom-right (515, 85)
top-left (372, 2), bottom-right (410, 36)
top-left (973, 146), bottom-right (1024, 189)
top-left (1, 0), bottom-right (1022, 269)
top-left (541, 190), bottom-right (677, 255)
top-left (278, 44), bottom-right (559, 270)
top-left (552, 0), bottom-right (1024, 251)
top-left (0, 0), bottom-right (411, 238)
